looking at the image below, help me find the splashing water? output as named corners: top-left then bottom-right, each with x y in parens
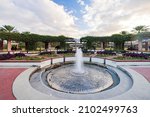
top-left (74, 48), bottom-right (85, 74)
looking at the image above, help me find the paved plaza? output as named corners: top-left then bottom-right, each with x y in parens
top-left (0, 59), bottom-right (150, 100)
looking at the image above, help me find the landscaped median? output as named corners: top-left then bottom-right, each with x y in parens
top-left (0, 55), bottom-right (150, 68)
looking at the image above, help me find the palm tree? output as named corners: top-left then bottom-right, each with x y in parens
top-left (1, 25), bottom-right (15, 33)
top-left (133, 25), bottom-right (149, 33)
top-left (0, 27), bottom-right (6, 32)
top-left (132, 25), bottom-right (149, 51)
top-left (0, 25), bottom-right (16, 52)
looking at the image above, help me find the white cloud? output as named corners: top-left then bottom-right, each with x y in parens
top-left (82, 0), bottom-right (150, 36)
top-left (77, 0), bottom-right (85, 6)
top-left (0, 0), bottom-right (150, 38)
top-left (0, 0), bottom-right (80, 37)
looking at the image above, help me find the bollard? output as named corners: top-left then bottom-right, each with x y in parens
top-left (89, 57), bottom-right (92, 62)
top-left (63, 56), bottom-right (65, 63)
top-left (104, 58), bottom-right (106, 65)
top-left (51, 58), bottom-right (53, 65)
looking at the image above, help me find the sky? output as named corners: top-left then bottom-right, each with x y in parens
top-left (0, 0), bottom-right (150, 38)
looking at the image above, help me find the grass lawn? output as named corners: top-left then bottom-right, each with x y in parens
top-left (95, 54), bottom-right (116, 58)
top-left (11, 56), bottom-right (45, 61)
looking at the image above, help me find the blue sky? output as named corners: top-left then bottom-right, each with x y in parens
top-left (53, 0), bottom-right (82, 16)
top-left (53, 0), bottom-right (90, 29)
top-left (0, 0), bottom-right (150, 38)
top-left (53, 0), bottom-right (90, 15)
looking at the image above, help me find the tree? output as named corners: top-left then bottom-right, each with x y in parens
top-left (0, 25), bottom-right (17, 52)
top-left (120, 31), bottom-right (136, 49)
top-left (120, 31), bottom-right (128, 35)
top-left (136, 32), bottom-right (150, 51)
top-left (0, 25), bottom-right (16, 33)
top-left (20, 32), bottom-right (40, 53)
top-left (0, 28), bottom-right (5, 50)
top-left (0, 26), bottom-right (72, 52)
top-left (80, 36), bottom-right (110, 50)
top-left (132, 25), bottom-right (149, 51)
top-left (22, 31), bottom-right (30, 35)
top-left (132, 25), bottom-right (149, 33)
top-left (111, 34), bottom-right (132, 50)
top-left (0, 27), bottom-right (6, 32)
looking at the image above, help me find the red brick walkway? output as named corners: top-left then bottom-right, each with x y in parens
top-left (131, 67), bottom-right (150, 82)
top-left (0, 68), bottom-right (26, 100)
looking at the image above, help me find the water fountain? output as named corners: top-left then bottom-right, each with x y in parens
top-left (27, 47), bottom-right (133, 99)
top-left (45, 48), bottom-right (114, 94)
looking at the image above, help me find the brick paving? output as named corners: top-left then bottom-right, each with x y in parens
top-left (131, 67), bottom-right (150, 82)
top-left (0, 68), bottom-right (26, 100)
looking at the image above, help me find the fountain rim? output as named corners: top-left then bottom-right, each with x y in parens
top-left (45, 62), bottom-right (118, 94)
top-left (45, 61), bottom-right (108, 71)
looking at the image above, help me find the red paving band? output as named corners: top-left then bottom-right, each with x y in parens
top-left (0, 68), bottom-right (26, 100)
top-left (131, 68), bottom-right (150, 82)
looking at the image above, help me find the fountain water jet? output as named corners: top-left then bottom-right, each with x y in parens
top-left (73, 48), bottom-right (85, 74)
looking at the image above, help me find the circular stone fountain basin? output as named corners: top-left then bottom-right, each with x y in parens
top-left (47, 64), bottom-right (113, 94)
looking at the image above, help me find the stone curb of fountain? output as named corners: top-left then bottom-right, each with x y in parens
top-left (109, 66), bottom-right (150, 100)
top-left (12, 67), bottom-right (60, 100)
top-left (13, 65), bottom-right (133, 100)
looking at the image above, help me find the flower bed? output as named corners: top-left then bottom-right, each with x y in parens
top-left (113, 56), bottom-right (150, 61)
top-left (39, 51), bottom-right (52, 55)
top-left (123, 53), bottom-right (149, 59)
top-left (0, 53), bottom-right (46, 61)
top-left (97, 50), bottom-right (116, 56)
top-left (0, 53), bottom-right (25, 60)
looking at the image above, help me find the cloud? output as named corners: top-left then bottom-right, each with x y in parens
top-left (0, 0), bottom-right (150, 38)
top-left (82, 0), bottom-right (150, 36)
top-left (77, 0), bottom-right (85, 6)
top-left (0, 0), bottom-right (80, 37)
